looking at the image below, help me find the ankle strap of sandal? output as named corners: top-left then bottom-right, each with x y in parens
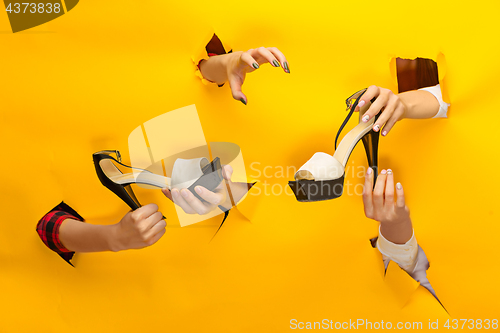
top-left (335, 88), bottom-right (368, 149)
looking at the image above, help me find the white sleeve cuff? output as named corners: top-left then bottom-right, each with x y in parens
top-left (418, 84), bottom-right (450, 118)
top-left (376, 226), bottom-right (418, 273)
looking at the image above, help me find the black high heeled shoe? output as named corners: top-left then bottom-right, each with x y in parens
top-left (93, 150), bottom-right (224, 210)
top-left (288, 88), bottom-right (380, 202)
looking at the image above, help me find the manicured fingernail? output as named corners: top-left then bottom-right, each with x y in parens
top-left (284, 62), bottom-right (290, 73)
top-left (373, 124), bottom-right (380, 131)
top-left (362, 115), bottom-right (369, 122)
top-left (195, 186), bottom-right (203, 194)
top-left (240, 98), bottom-right (247, 105)
top-left (252, 62), bottom-right (259, 69)
top-left (358, 100), bottom-right (366, 108)
top-left (387, 169), bottom-right (392, 175)
top-left (181, 189), bottom-right (189, 198)
top-left (367, 167), bottom-right (372, 175)
top-left (162, 187), bottom-right (168, 191)
top-left (396, 182), bottom-right (402, 190)
top-left (272, 60), bottom-right (280, 67)
top-left (381, 169), bottom-right (387, 175)
top-left (382, 131), bottom-right (387, 136)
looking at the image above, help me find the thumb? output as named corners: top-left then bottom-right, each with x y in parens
top-left (228, 74), bottom-right (247, 105)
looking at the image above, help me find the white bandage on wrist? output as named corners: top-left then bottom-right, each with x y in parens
top-left (376, 226), bottom-right (418, 273)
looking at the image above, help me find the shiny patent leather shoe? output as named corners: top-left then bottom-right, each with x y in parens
top-left (93, 150), bottom-right (224, 210)
top-left (288, 88), bottom-right (380, 202)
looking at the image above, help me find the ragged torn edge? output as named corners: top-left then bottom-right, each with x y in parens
top-left (36, 201), bottom-right (85, 267)
top-left (193, 33), bottom-right (233, 87)
top-left (388, 53), bottom-right (450, 104)
top-left (210, 181), bottom-right (257, 241)
top-left (370, 237), bottom-right (448, 313)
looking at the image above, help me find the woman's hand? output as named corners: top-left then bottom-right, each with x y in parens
top-left (199, 47), bottom-right (290, 104)
top-left (362, 168), bottom-right (413, 244)
top-left (109, 204), bottom-right (166, 251)
top-left (356, 85), bottom-right (407, 136)
top-left (162, 165), bottom-right (234, 215)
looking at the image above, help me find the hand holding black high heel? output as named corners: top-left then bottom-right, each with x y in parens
top-left (356, 85), bottom-right (442, 136)
top-left (58, 204), bottom-right (166, 253)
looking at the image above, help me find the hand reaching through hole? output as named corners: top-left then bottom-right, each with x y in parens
top-left (198, 47), bottom-right (290, 105)
top-left (356, 85), bottom-right (407, 137)
top-left (362, 168), bottom-right (413, 244)
top-left (355, 84), bottom-right (442, 136)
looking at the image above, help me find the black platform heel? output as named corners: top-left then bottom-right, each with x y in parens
top-left (93, 150), bottom-right (224, 210)
top-left (361, 130), bottom-right (380, 186)
top-left (288, 88), bottom-right (380, 202)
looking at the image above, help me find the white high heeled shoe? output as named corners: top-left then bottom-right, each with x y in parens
top-left (289, 88), bottom-right (380, 202)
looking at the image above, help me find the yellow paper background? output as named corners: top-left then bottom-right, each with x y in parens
top-left (1, 0), bottom-right (499, 331)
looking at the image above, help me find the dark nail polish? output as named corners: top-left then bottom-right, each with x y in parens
top-left (252, 62), bottom-right (259, 69)
top-left (272, 60), bottom-right (280, 67)
top-left (284, 62), bottom-right (290, 73)
top-left (240, 98), bottom-right (247, 105)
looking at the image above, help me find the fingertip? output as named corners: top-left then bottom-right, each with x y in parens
top-left (149, 203), bottom-right (159, 211)
top-left (367, 167), bottom-right (373, 175)
top-left (396, 182), bottom-right (403, 190)
top-left (283, 61), bottom-right (290, 73)
top-left (240, 98), bottom-right (247, 105)
top-left (358, 100), bottom-right (366, 108)
top-left (195, 186), bottom-right (203, 195)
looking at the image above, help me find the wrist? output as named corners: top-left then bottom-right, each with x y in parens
top-left (107, 223), bottom-right (126, 252)
top-left (397, 92), bottom-right (414, 120)
top-left (199, 54), bottom-right (229, 85)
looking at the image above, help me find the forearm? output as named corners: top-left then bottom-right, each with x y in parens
top-left (377, 219), bottom-right (418, 273)
top-left (59, 218), bottom-right (117, 252)
top-left (379, 218), bottom-right (413, 245)
top-left (198, 55), bottom-right (229, 85)
top-left (398, 90), bottom-right (440, 119)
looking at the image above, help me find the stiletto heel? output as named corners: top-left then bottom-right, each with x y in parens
top-left (289, 88), bottom-right (381, 202)
top-left (361, 130), bottom-right (380, 186)
top-left (93, 150), bottom-right (224, 210)
top-left (93, 151), bottom-right (143, 210)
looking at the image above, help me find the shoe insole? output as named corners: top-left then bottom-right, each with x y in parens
top-left (295, 102), bottom-right (374, 181)
top-left (100, 157), bottom-right (220, 191)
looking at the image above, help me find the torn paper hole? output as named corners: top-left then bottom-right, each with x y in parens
top-left (370, 237), bottom-right (447, 312)
top-left (395, 57), bottom-right (439, 93)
